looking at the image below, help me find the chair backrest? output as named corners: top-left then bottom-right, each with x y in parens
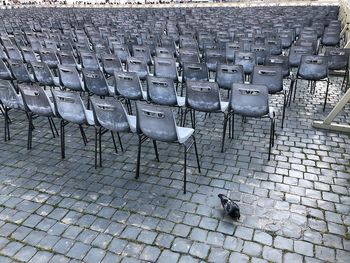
top-left (234, 51), bottom-right (256, 74)
top-left (127, 56), bottom-right (149, 80)
top-left (154, 57), bottom-right (177, 80)
top-left (0, 60), bottom-right (13, 80)
top-left (179, 48), bottom-right (200, 65)
top-left (8, 60), bottom-right (33, 83)
top-left (297, 55), bottom-right (328, 80)
top-left (58, 65), bottom-right (83, 91)
top-left (266, 55), bottom-right (290, 78)
top-left (80, 51), bottom-right (100, 70)
top-left (51, 90), bottom-right (86, 124)
top-left (252, 65), bottom-right (283, 94)
top-left (183, 62), bottom-right (208, 82)
top-left (132, 45), bottom-right (152, 65)
top-left (0, 79), bottom-right (22, 109)
top-left (215, 64), bottom-right (244, 90)
top-left (156, 46), bottom-right (175, 58)
top-left (101, 54), bottom-right (123, 75)
top-left (39, 48), bottom-right (59, 69)
top-left (91, 96), bottom-right (131, 132)
top-left (136, 101), bottom-right (178, 142)
top-left (58, 51), bottom-right (77, 67)
top-left (147, 76), bottom-right (177, 106)
top-left (114, 71), bottom-right (143, 100)
top-left (205, 48), bottom-right (225, 71)
top-left (31, 61), bottom-right (55, 86)
top-left (18, 84), bottom-right (54, 116)
top-left (265, 38), bottom-right (282, 55)
top-left (230, 83), bottom-right (269, 117)
top-left (325, 48), bottom-right (350, 70)
top-left (186, 80), bottom-right (221, 112)
top-left (82, 69), bottom-right (109, 96)
top-left (289, 45), bottom-right (314, 67)
top-left (251, 44), bottom-right (270, 65)
top-left (21, 46), bottom-right (37, 63)
top-left (5, 45), bottom-right (23, 62)
top-left (112, 43), bottom-right (130, 63)
top-left (225, 42), bottom-right (241, 62)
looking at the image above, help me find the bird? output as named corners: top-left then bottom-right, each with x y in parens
top-left (218, 194), bottom-right (240, 220)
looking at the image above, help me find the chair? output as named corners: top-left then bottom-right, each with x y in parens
top-left (82, 68), bottom-right (110, 97)
top-left (154, 57), bottom-right (178, 83)
top-left (135, 101), bottom-right (200, 194)
top-left (225, 42), bottom-right (241, 63)
top-left (112, 43), bottom-right (130, 64)
top-left (234, 51), bottom-right (256, 79)
top-left (8, 60), bottom-right (35, 83)
top-left (91, 96), bottom-right (136, 167)
top-left (215, 64), bottom-right (244, 96)
top-left (39, 48), bottom-right (59, 69)
top-left (0, 79), bottom-right (24, 141)
top-left (184, 80), bottom-right (229, 151)
top-left (251, 65), bottom-right (286, 127)
top-left (251, 44), bottom-right (270, 65)
top-left (51, 90), bottom-right (93, 159)
top-left (0, 60), bottom-right (13, 80)
top-left (132, 45), bottom-right (152, 65)
top-left (4, 45), bottom-right (23, 62)
top-left (101, 54), bottom-right (123, 76)
top-left (31, 61), bottom-right (60, 87)
top-left (178, 48), bottom-right (200, 67)
top-left (156, 46), bottom-right (175, 58)
top-left (325, 48), bottom-right (349, 91)
top-left (58, 51), bottom-right (78, 68)
top-left (222, 83), bottom-right (275, 160)
top-left (18, 84), bottom-right (58, 150)
top-left (294, 55), bottom-right (330, 111)
top-left (126, 56), bottom-right (149, 81)
top-left (20, 47), bottom-right (37, 63)
top-left (80, 52), bottom-right (100, 71)
top-left (204, 48), bottom-right (225, 73)
top-left (146, 75), bottom-right (185, 107)
top-left (114, 71), bottom-right (145, 114)
top-left (58, 65), bottom-right (84, 92)
top-left (289, 45), bottom-right (314, 68)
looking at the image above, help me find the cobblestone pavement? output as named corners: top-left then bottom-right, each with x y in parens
top-left (0, 75), bottom-right (349, 263)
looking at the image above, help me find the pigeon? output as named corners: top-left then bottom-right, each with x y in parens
top-left (218, 194), bottom-right (240, 220)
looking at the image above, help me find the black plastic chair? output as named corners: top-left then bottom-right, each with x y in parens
top-left (20, 47), bottom-right (37, 63)
top-left (132, 45), bottom-right (152, 65)
top-left (205, 48), bottom-right (225, 73)
top-left (4, 45), bottom-right (23, 62)
top-left (294, 55), bottom-right (330, 111)
top-left (31, 61), bottom-right (60, 87)
top-left (135, 101), bottom-right (200, 194)
top-left (101, 54), bottom-right (123, 76)
top-left (112, 43), bottom-right (130, 64)
top-left (126, 56), bottom-right (149, 81)
top-left (156, 46), bottom-right (175, 59)
top-left (215, 64), bottom-right (244, 97)
top-left (225, 42), bottom-right (241, 63)
top-left (91, 96), bottom-right (136, 168)
top-left (0, 60), bottom-right (13, 81)
top-left (0, 79), bottom-right (24, 141)
top-left (51, 90), bottom-right (93, 159)
top-left (82, 68), bottom-right (110, 97)
top-left (58, 51), bottom-right (78, 68)
top-left (39, 48), bottom-right (59, 69)
top-left (8, 60), bottom-right (35, 83)
top-left (234, 51), bottom-right (256, 80)
top-left (154, 57), bottom-right (179, 88)
top-left (222, 83), bottom-right (275, 160)
top-left (58, 65), bottom-right (84, 92)
top-left (80, 52), bottom-right (100, 71)
top-left (18, 84), bottom-right (58, 150)
top-left (251, 65), bottom-right (286, 127)
top-left (325, 48), bottom-right (349, 91)
top-left (146, 75), bottom-right (185, 107)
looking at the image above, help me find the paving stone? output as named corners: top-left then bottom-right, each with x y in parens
top-left (140, 245), bottom-right (161, 262)
top-left (1, 241), bottom-right (23, 257)
top-left (234, 226), bottom-right (254, 240)
top-left (315, 245), bottom-right (335, 262)
top-left (253, 231), bottom-right (273, 246)
top-left (283, 252), bottom-right (303, 263)
top-left (171, 237), bottom-right (192, 253)
top-left (67, 242), bottom-right (91, 260)
top-left (157, 250), bottom-right (180, 263)
top-left (84, 247), bottom-right (106, 263)
top-left (229, 252), bottom-right (249, 263)
top-left (262, 246), bottom-right (282, 263)
top-left (189, 242), bottom-right (210, 259)
top-left (294, 240), bottom-right (314, 257)
top-left (28, 251), bottom-right (53, 263)
top-left (208, 247), bottom-right (230, 262)
top-left (243, 241), bottom-right (263, 257)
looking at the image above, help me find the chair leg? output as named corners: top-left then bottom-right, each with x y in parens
top-left (60, 120), bottom-right (65, 159)
top-left (183, 144), bottom-right (187, 194)
top-left (281, 91), bottom-right (286, 128)
top-left (268, 117), bottom-right (274, 161)
top-left (190, 109), bottom-right (196, 129)
top-left (27, 113), bottom-right (33, 150)
top-left (287, 77), bottom-right (295, 107)
top-left (117, 132), bottom-right (124, 152)
top-left (110, 131), bottom-right (118, 154)
top-left (51, 118), bottom-right (59, 137)
top-left (323, 78), bottom-right (330, 112)
top-left (152, 140), bottom-right (159, 162)
top-left (3, 106), bottom-right (10, 141)
top-left (192, 136), bottom-right (201, 173)
top-left (48, 117), bottom-right (56, 138)
top-left (79, 124), bottom-right (88, 145)
top-left (99, 126), bottom-right (102, 167)
top-left (293, 78), bottom-right (298, 102)
top-left (94, 127), bottom-right (98, 169)
top-left (135, 135), bottom-right (142, 179)
top-left (182, 108), bottom-right (188, 127)
top-left (221, 113), bottom-right (228, 153)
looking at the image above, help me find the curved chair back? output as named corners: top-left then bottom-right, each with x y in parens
top-left (0, 60), bottom-right (13, 80)
top-left (91, 97), bottom-right (131, 132)
top-left (82, 69), bottom-right (109, 96)
top-left (114, 71), bottom-right (143, 100)
top-left (186, 80), bottom-right (221, 112)
top-left (154, 57), bottom-right (177, 80)
top-left (0, 79), bottom-right (22, 109)
top-left (325, 48), bottom-right (349, 70)
top-left (230, 83), bottom-right (269, 117)
top-left (252, 65), bottom-right (283, 94)
top-left (147, 76), bottom-right (177, 106)
top-left (234, 51), bottom-right (256, 74)
top-left (215, 64), bottom-right (244, 90)
top-left (136, 101), bottom-right (177, 142)
top-left (101, 54), bottom-right (123, 75)
top-left (58, 65), bottom-right (84, 91)
top-left (183, 62), bottom-right (208, 82)
top-left (8, 60), bottom-right (33, 83)
top-left (289, 45), bottom-right (313, 67)
top-left (127, 56), bottom-right (148, 80)
top-left (52, 90), bottom-right (86, 124)
top-left (297, 55), bottom-right (328, 80)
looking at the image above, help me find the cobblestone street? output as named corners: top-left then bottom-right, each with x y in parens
top-left (0, 73), bottom-right (349, 262)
